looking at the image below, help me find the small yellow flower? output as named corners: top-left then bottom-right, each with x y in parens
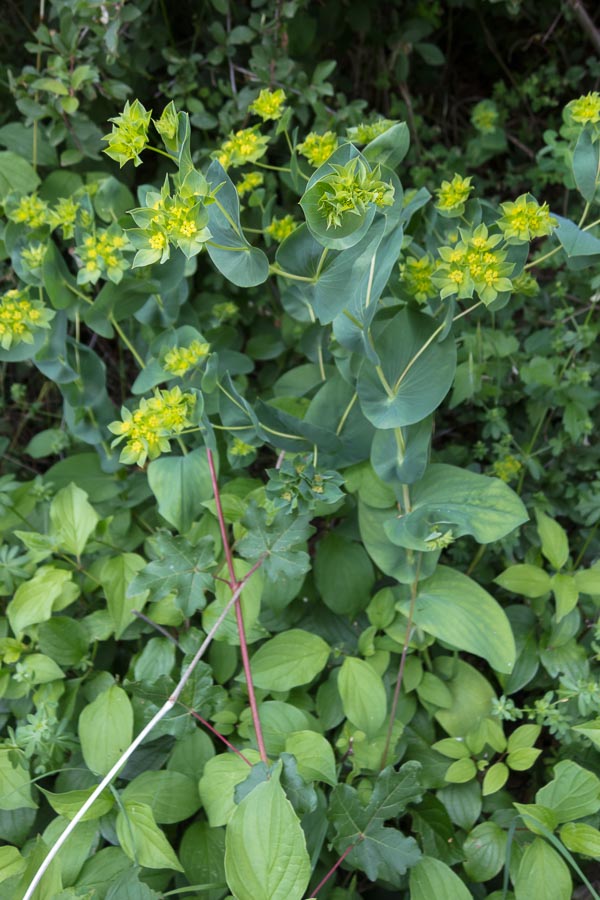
top-left (249, 88), bottom-right (286, 122)
top-left (108, 387), bottom-right (196, 466)
top-left (497, 195), bottom-right (557, 243)
top-left (471, 100), bottom-right (499, 134)
top-left (435, 174), bottom-right (473, 217)
top-left (236, 171), bottom-right (264, 197)
top-left (163, 340), bottom-right (210, 377)
top-left (215, 127), bottom-right (269, 168)
top-left (297, 131), bottom-right (338, 167)
top-left (230, 437), bottom-right (255, 457)
top-left (265, 215), bottom-right (297, 242)
top-left (566, 91), bottom-right (600, 126)
top-left (400, 255), bottom-right (437, 304)
top-left (0, 287), bottom-right (54, 350)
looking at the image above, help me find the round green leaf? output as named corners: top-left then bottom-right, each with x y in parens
top-left (410, 856), bottom-right (473, 900)
top-left (250, 629), bottom-right (330, 690)
top-left (463, 821), bottom-right (507, 882)
top-left (357, 309), bottom-right (457, 428)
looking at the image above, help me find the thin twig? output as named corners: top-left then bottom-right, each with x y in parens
top-left (206, 448), bottom-right (268, 764)
top-left (132, 609), bottom-right (182, 649)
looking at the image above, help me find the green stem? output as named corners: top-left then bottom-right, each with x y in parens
top-left (146, 145), bottom-right (177, 161)
top-left (109, 315), bottom-right (146, 369)
top-left (380, 553), bottom-right (422, 770)
top-left (256, 161), bottom-right (291, 173)
top-left (207, 241), bottom-right (248, 253)
top-left (335, 392), bottom-right (358, 436)
top-left (269, 265), bottom-right (315, 283)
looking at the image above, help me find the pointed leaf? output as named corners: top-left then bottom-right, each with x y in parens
top-left (224, 767), bottom-right (310, 900)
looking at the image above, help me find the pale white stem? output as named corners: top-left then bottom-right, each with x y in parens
top-left (24, 558), bottom-right (264, 900)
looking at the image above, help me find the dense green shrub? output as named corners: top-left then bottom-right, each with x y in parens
top-left (1, 2), bottom-right (600, 898)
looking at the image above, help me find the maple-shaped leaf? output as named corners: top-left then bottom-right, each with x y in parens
top-left (127, 533), bottom-right (215, 616)
top-left (328, 762), bottom-right (423, 887)
top-left (237, 503), bottom-right (314, 580)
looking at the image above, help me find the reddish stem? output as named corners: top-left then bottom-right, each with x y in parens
top-left (309, 843), bottom-right (358, 897)
top-left (206, 447), bottom-right (268, 764)
top-left (180, 704), bottom-right (253, 766)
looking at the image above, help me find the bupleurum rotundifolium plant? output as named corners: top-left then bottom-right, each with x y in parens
top-left (4, 82), bottom-right (600, 900)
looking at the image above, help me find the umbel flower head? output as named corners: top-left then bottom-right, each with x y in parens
top-left (108, 387), bottom-right (196, 467)
top-left (76, 227), bottom-right (131, 285)
top-left (162, 340), bottom-right (211, 378)
top-left (5, 192), bottom-right (51, 230)
top-left (102, 99), bottom-right (152, 167)
top-left (471, 100), bottom-right (499, 135)
top-left (249, 88), bottom-right (286, 121)
top-left (496, 194), bottom-right (557, 243)
top-left (265, 215), bottom-right (298, 242)
top-left (565, 91), bottom-right (600, 127)
top-left (315, 158), bottom-right (395, 230)
top-left (236, 171), bottom-right (264, 198)
top-left (433, 223), bottom-right (514, 305)
top-left (215, 127), bottom-right (269, 169)
top-left (346, 119), bottom-right (396, 144)
top-left (435, 174), bottom-right (473, 217)
top-left (400, 255), bottom-right (437, 304)
top-left (296, 131), bottom-right (338, 167)
top-left (0, 287), bottom-right (55, 350)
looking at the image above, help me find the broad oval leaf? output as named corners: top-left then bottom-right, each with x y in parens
top-left (410, 856), bottom-right (473, 900)
top-left (79, 685), bottom-right (134, 776)
top-left (398, 567), bottom-right (516, 673)
top-left (250, 629), bottom-right (330, 690)
top-left (224, 768), bottom-right (311, 900)
top-left (514, 838), bottom-right (571, 900)
top-left (338, 656), bottom-right (387, 737)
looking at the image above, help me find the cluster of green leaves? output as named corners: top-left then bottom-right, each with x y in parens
top-left (1, 1), bottom-right (600, 899)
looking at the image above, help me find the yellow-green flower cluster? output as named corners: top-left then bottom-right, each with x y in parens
top-left (20, 243), bottom-right (47, 272)
top-left (213, 301), bottom-right (238, 322)
top-left (0, 287), bottom-right (55, 350)
top-left (5, 193), bottom-right (51, 230)
top-left (496, 194), bottom-right (557, 243)
top-left (236, 171), bottom-right (264, 198)
top-left (50, 196), bottom-right (80, 239)
top-left (492, 455), bottom-right (522, 483)
top-left (215, 127), bottom-right (269, 168)
top-left (163, 340), bottom-right (210, 377)
top-left (249, 88), bottom-right (286, 121)
top-left (471, 100), bottom-right (499, 134)
top-left (346, 119), bottom-right (396, 144)
top-left (265, 215), bottom-right (297, 242)
top-left (433, 223), bottom-right (514, 305)
top-left (229, 437), bottom-right (255, 458)
top-left (317, 159), bottom-right (394, 230)
top-left (102, 99), bottom-right (152, 167)
top-left (512, 270), bottom-right (539, 297)
top-left (296, 131), bottom-right (338, 167)
top-left (435, 174), bottom-right (473, 217)
top-left (108, 387), bottom-right (196, 466)
top-left (76, 228), bottom-right (131, 285)
top-left (566, 91), bottom-right (600, 126)
top-left (129, 182), bottom-right (212, 264)
top-left (400, 255), bottom-right (437, 304)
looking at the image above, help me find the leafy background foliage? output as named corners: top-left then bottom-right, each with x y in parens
top-left (1, 1), bottom-right (600, 898)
